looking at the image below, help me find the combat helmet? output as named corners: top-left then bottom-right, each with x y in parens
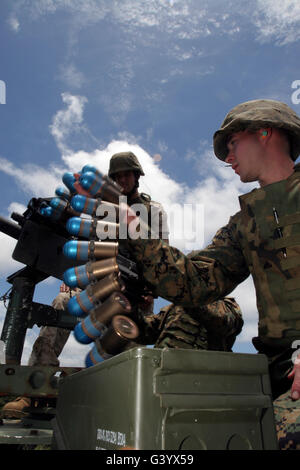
top-left (108, 151), bottom-right (145, 178)
top-left (213, 99), bottom-right (300, 161)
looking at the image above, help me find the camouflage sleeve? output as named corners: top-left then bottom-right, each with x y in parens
top-left (128, 213), bottom-right (250, 308)
top-left (203, 297), bottom-right (244, 351)
top-left (136, 297), bottom-right (243, 351)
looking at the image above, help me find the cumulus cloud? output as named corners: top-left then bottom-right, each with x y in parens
top-left (0, 156), bottom-right (62, 197)
top-left (49, 92), bottom-right (89, 156)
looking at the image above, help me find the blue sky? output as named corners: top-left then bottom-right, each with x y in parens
top-left (0, 0), bottom-right (300, 365)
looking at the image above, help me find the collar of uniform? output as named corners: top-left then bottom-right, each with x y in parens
top-left (128, 193), bottom-right (151, 206)
top-left (238, 164), bottom-right (300, 206)
top-left (128, 194), bottom-right (142, 206)
top-left (294, 162), bottom-right (300, 172)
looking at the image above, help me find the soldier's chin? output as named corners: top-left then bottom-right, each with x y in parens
top-left (240, 174), bottom-right (256, 183)
top-left (122, 187), bottom-right (132, 196)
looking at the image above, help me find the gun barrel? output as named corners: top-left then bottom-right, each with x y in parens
top-left (0, 215), bottom-right (22, 240)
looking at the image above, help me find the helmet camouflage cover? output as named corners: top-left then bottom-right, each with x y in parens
top-left (108, 151), bottom-right (145, 178)
top-left (213, 99), bottom-right (300, 161)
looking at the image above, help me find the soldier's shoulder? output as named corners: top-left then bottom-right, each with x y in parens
top-left (227, 210), bottom-right (242, 227)
top-left (149, 199), bottom-right (166, 212)
top-left (140, 193), bottom-right (165, 210)
top-left (140, 192), bottom-right (151, 202)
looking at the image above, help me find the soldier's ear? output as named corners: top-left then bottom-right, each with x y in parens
top-left (260, 128), bottom-right (272, 140)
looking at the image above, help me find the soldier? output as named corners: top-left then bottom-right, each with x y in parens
top-left (1, 151), bottom-right (243, 418)
top-left (124, 100), bottom-right (300, 449)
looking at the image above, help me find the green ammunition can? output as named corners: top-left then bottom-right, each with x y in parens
top-left (53, 348), bottom-right (278, 450)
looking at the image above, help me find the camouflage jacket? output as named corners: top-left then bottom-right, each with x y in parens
top-left (128, 164), bottom-right (300, 348)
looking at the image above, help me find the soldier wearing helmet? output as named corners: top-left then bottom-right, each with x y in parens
top-left (108, 151), bottom-right (145, 198)
top-left (109, 151), bottom-right (169, 241)
top-left (213, 99), bottom-right (299, 186)
top-left (125, 99), bottom-right (300, 449)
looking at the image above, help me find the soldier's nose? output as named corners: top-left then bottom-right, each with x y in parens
top-left (225, 153), bottom-right (234, 164)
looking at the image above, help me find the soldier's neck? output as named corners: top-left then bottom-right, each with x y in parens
top-left (259, 153), bottom-right (295, 187)
top-left (259, 166), bottom-right (294, 187)
top-left (127, 190), bottom-right (140, 202)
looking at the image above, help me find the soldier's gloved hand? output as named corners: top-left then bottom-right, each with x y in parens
top-left (73, 173), bottom-right (92, 197)
top-left (59, 282), bottom-right (71, 294)
top-left (288, 353), bottom-right (300, 400)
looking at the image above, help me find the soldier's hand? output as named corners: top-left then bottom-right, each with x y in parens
top-left (73, 173), bottom-right (92, 197)
top-left (59, 282), bottom-right (71, 294)
top-left (288, 353), bottom-right (300, 400)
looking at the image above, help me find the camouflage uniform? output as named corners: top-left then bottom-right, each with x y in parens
top-left (28, 290), bottom-right (78, 367)
top-left (138, 297), bottom-right (243, 352)
top-left (126, 100), bottom-right (300, 449)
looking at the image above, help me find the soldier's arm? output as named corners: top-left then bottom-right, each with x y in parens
top-left (128, 213), bottom-right (250, 309)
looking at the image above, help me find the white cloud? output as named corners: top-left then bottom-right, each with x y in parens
top-left (8, 202), bottom-right (27, 215)
top-left (0, 233), bottom-right (22, 276)
top-left (230, 277), bottom-right (258, 340)
top-left (49, 92), bottom-right (89, 156)
top-left (254, 0), bottom-right (300, 45)
top-left (57, 334), bottom-right (91, 367)
top-left (0, 203), bottom-right (27, 276)
top-left (184, 148), bottom-right (258, 245)
top-left (59, 64), bottom-right (86, 89)
top-left (9, 0), bottom-right (300, 55)
top-left (7, 15), bottom-right (20, 32)
top-left (0, 157), bottom-right (62, 198)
